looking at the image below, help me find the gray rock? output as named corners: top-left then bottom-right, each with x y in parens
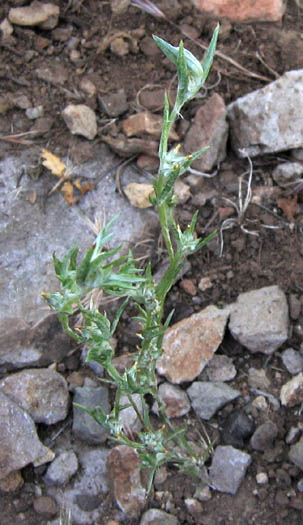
top-left (62, 104), bottom-right (97, 140)
top-left (187, 381), bottom-right (240, 420)
top-left (250, 421), bottom-right (278, 451)
top-left (140, 508), bottom-right (179, 525)
top-left (229, 286), bottom-right (289, 354)
top-left (221, 409), bottom-right (255, 448)
top-left (285, 426), bottom-right (301, 445)
top-left (280, 373), bottom-right (303, 407)
top-left (272, 162), bottom-right (303, 188)
top-left (289, 437), bottom-right (303, 470)
top-left (184, 93), bottom-right (228, 172)
top-left (26, 105), bottom-right (44, 120)
top-left (228, 70), bottom-right (303, 157)
top-left (47, 447), bottom-right (108, 525)
top-left (72, 385), bottom-right (109, 444)
top-left (206, 354), bottom-right (237, 382)
top-left (99, 89), bottom-right (128, 117)
top-left (0, 147), bottom-right (157, 331)
top-left (281, 348), bottom-right (303, 375)
top-left (119, 393), bottom-right (144, 435)
top-left (209, 445), bottom-right (251, 495)
top-left (44, 450), bottom-right (78, 486)
top-left (0, 368), bottom-right (70, 424)
top-left (36, 63), bottom-right (68, 85)
top-left (153, 382), bottom-right (191, 418)
top-left (0, 391), bottom-right (52, 479)
top-left (248, 367), bottom-right (271, 390)
top-left (33, 495), bottom-right (58, 519)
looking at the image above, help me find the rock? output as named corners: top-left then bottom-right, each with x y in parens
top-left (272, 162), bottom-right (303, 188)
top-left (252, 396), bottom-right (268, 411)
top-left (184, 498), bottom-right (203, 518)
top-left (187, 381), bottom-right (240, 420)
top-left (33, 495), bottom-right (58, 519)
top-left (44, 451), bottom-right (78, 486)
top-left (228, 70), bottom-right (303, 157)
top-left (124, 182), bottom-right (154, 208)
top-left (46, 447), bottom-right (108, 524)
top-left (140, 508), bottom-right (179, 525)
top-left (285, 426), bottom-right (301, 445)
top-left (79, 78), bottom-right (97, 97)
top-left (36, 63), bottom-right (68, 85)
top-left (139, 88), bottom-right (166, 110)
top-left (179, 278), bottom-right (197, 296)
top-left (221, 408), bottom-right (255, 448)
top-left (62, 104), bottom-right (97, 140)
top-left (122, 112), bottom-right (178, 140)
top-left (137, 154), bottom-right (159, 172)
top-left (152, 382), bottom-right (191, 418)
top-left (107, 445), bottom-right (146, 517)
top-left (140, 36), bottom-right (162, 57)
top-left (198, 276), bottom-right (213, 291)
top-left (0, 18), bottom-right (14, 39)
top-left (174, 180), bottom-right (191, 204)
top-left (156, 305), bottom-right (229, 384)
top-left (0, 147), bottom-right (157, 330)
top-left (289, 294), bottom-right (302, 320)
top-left (0, 368), bottom-right (69, 425)
top-left (8, 1), bottom-right (59, 29)
top-left (206, 354), bottom-right (237, 382)
top-left (280, 373), bottom-right (303, 407)
top-left (250, 421), bottom-right (279, 451)
top-left (229, 286), bottom-right (289, 354)
top-left (110, 36), bottom-right (129, 57)
top-left (99, 89), bottom-right (128, 117)
top-left (289, 437), bottom-right (303, 470)
top-left (256, 472), bottom-right (269, 485)
top-left (194, 484), bottom-right (212, 502)
top-left (190, 0), bottom-right (285, 22)
top-left (72, 385), bottom-right (109, 444)
top-left (0, 470), bottom-right (24, 492)
top-left (248, 367), bottom-right (271, 390)
top-left (119, 393), bottom-right (144, 435)
top-left (281, 348), bottom-right (303, 375)
top-left (26, 105), bottom-right (44, 119)
top-left (0, 391), bottom-right (52, 479)
top-left (209, 445), bottom-right (251, 495)
top-left (184, 93), bottom-right (228, 172)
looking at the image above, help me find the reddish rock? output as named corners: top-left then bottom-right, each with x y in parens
top-left (107, 446), bottom-right (146, 517)
top-left (137, 154), bottom-right (159, 172)
top-left (157, 305), bottom-right (229, 384)
top-left (122, 112), bottom-right (179, 140)
top-left (0, 470), bottom-right (24, 492)
top-left (153, 382), bottom-right (191, 418)
top-left (33, 495), bottom-right (58, 519)
top-left (180, 278), bottom-right (197, 296)
top-left (190, 0), bottom-right (286, 23)
top-left (184, 94), bottom-right (228, 172)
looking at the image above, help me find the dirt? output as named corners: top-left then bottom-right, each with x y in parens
top-left (2, 0), bottom-right (303, 524)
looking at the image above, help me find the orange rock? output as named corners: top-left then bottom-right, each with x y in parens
top-left (191, 0), bottom-right (286, 23)
top-left (122, 112), bottom-right (179, 140)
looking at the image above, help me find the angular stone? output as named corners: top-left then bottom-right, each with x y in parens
top-left (44, 451), bottom-right (78, 486)
top-left (99, 89), bottom-right (128, 117)
top-left (280, 373), bottom-right (303, 407)
top-left (72, 386), bottom-right (109, 444)
top-left (187, 381), bottom-right (240, 420)
top-left (119, 394), bottom-right (144, 435)
top-left (184, 93), bottom-right (228, 172)
top-left (0, 470), bottom-right (24, 492)
top-left (191, 0), bottom-right (285, 23)
top-left (122, 112), bottom-right (178, 140)
top-left (228, 70), bottom-right (303, 157)
top-left (140, 508), bottom-right (179, 525)
top-left (0, 368), bottom-right (70, 424)
top-left (62, 104), bottom-right (97, 140)
top-left (272, 162), bottom-right (303, 188)
top-left (281, 348), bottom-right (303, 375)
top-left (9, 1), bottom-right (59, 29)
top-left (209, 445), bottom-right (251, 495)
top-left (107, 446), bottom-right (146, 517)
top-left (0, 391), bottom-right (52, 479)
top-left (221, 409), bottom-right (255, 448)
top-left (250, 421), bottom-right (278, 451)
top-left (157, 305), bottom-right (229, 384)
top-left (36, 63), bottom-right (68, 85)
top-left (124, 182), bottom-right (154, 208)
top-left (248, 367), bottom-right (271, 390)
top-left (289, 437), bottom-right (303, 470)
top-left (153, 382), bottom-right (191, 418)
top-left (206, 354), bottom-right (236, 382)
top-left (229, 286), bottom-right (289, 354)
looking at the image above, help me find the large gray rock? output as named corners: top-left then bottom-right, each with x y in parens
top-left (229, 286), bottom-right (289, 354)
top-left (44, 450), bottom-right (78, 486)
top-left (187, 381), bottom-right (240, 420)
top-left (209, 445), bottom-right (251, 495)
top-left (228, 70), bottom-right (303, 157)
top-left (0, 391), bottom-right (53, 479)
top-left (0, 368), bottom-right (70, 424)
top-left (140, 508), bottom-right (179, 525)
top-left (0, 146), bottom-right (157, 329)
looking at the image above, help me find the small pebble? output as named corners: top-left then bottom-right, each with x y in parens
top-left (256, 472), bottom-right (268, 485)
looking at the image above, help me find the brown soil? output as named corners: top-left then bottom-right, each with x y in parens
top-left (1, 1), bottom-right (303, 524)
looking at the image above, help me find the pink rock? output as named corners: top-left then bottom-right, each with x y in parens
top-left (153, 382), bottom-right (191, 418)
top-left (184, 93), bottom-right (228, 172)
top-left (280, 373), bottom-right (303, 407)
top-left (190, 0), bottom-right (286, 23)
top-left (107, 446), bottom-right (146, 517)
top-left (157, 305), bottom-right (229, 384)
